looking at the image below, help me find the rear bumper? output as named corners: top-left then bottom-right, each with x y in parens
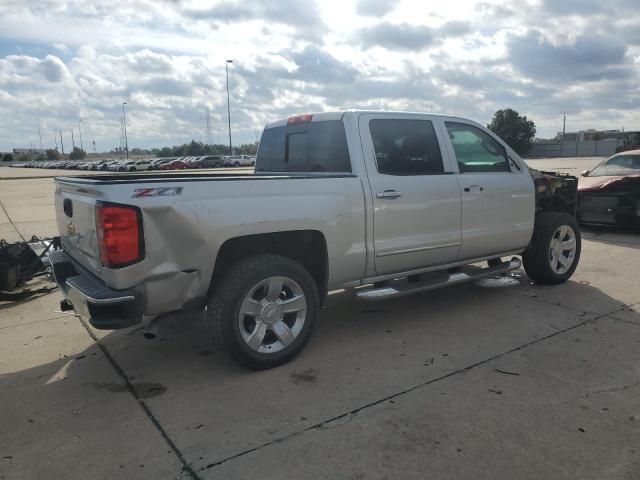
top-left (49, 250), bottom-right (144, 330)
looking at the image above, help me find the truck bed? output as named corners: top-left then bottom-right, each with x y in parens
top-left (55, 172), bottom-right (356, 185)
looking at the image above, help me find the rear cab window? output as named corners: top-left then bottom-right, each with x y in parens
top-left (256, 120), bottom-right (351, 173)
top-left (369, 119), bottom-right (444, 175)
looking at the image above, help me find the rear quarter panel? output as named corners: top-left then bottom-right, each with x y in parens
top-left (57, 175), bottom-right (366, 316)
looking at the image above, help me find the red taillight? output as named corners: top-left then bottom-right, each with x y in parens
top-left (95, 204), bottom-right (143, 267)
top-left (287, 114), bottom-right (313, 125)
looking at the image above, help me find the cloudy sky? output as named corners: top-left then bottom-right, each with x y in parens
top-left (1, 0), bottom-right (639, 152)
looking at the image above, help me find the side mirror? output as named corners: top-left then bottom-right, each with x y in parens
top-left (581, 170), bottom-right (590, 177)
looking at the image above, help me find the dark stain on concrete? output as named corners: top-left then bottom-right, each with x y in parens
top-left (93, 382), bottom-right (167, 398)
top-left (290, 368), bottom-right (317, 384)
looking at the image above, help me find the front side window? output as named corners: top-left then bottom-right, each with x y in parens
top-left (445, 122), bottom-right (510, 173)
top-left (369, 119), bottom-right (444, 175)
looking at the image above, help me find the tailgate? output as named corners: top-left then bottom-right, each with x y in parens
top-left (54, 180), bottom-right (102, 274)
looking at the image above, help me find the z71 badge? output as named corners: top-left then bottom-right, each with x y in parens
top-left (132, 187), bottom-right (183, 198)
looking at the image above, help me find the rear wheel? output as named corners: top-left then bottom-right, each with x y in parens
top-left (523, 212), bottom-right (581, 284)
top-left (207, 255), bottom-right (319, 369)
top-left (234, 161), bottom-right (240, 167)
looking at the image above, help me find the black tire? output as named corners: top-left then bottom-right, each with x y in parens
top-left (523, 212), bottom-right (581, 285)
top-left (207, 254), bottom-right (319, 370)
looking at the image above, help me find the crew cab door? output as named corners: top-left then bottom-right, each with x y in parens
top-left (441, 120), bottom-right (534, 260)
top-left (359, 113), bottom-right (462, 275)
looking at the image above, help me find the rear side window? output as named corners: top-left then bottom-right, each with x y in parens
top-left (256, 120), bottom-right (351, 172)
top-left (445, 122), bottom-right (511, 173)
top-left (369, 119), bottom-right (444, 175)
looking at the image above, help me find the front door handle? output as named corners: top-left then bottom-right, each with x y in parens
top-left (376, 190), bottom-right (402, 200)
top-left (463, 185), bottom-right (484, 193)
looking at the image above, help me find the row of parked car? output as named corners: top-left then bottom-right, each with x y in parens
top-left (13, 155), bottom-right (256, 171)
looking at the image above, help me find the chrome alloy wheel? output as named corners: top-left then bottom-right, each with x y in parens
top-left (238, 276), bottom-right (307, 353)
top-left (548, 225), bottom-right (577, 274)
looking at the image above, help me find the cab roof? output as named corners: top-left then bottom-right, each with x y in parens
top-left (263, 110), bottom-right (474, 130)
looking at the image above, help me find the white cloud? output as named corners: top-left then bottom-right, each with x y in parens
top-left (0, 0), bottom-right (639, 151)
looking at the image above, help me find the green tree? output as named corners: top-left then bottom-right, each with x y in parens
top-left (487, 108), bottom-right (536, 155)
top-left (46, 149), bottom-right (60, 160)
top-left (69, 147), bottom-right (87, 160)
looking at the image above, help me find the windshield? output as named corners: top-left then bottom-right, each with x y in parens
top-left (590, 154), bottom-right (640, 176)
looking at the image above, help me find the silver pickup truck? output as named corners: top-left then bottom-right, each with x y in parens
top-left (50, 111), bottom-right (581, 369)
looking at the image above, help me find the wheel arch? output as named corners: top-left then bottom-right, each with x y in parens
top-left (208, 230), bottom-right (329, 304)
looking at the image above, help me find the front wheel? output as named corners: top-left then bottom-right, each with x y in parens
top-left (523, 212), bottom-right (581, 285)
top-left (207, 254), bottom-right (319, 370)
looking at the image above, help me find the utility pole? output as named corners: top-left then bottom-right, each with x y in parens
top-left (37, 117), bottom-right (43, 153)
top-left (226, 59), bottom-right (233, 156)
top-left (561, 113), bottom-right (566, 157)
top-left (205, 107), bottom-right (212, 145)
top-left (122, 102), bottom-right (129, 160)
top-left (78, 119), bottom-right (83, 151)
top-left (59, 130), bottom-right (64, 154)
top-left (71, 130), bottom-right (75, 150)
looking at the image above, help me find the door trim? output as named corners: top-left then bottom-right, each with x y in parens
top-left (376, 242), bottom-right (462, 257)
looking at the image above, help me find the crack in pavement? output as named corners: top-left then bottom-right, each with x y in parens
top-left (200, 303), bottom-right (631, 473)
top-left (553, 380), bottom-right (640, 406)
top-left (75, 315), bottom-right (203, 480)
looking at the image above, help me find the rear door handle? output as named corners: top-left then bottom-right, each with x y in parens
top-left (376, 190), bottom-right (402, 200)
top-left (463, 185), bottom-right (483, 193)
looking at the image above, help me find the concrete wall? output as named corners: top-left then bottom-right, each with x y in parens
top-left (528, 139), bottom-right (622, 158)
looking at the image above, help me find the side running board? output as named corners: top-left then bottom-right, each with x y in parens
top-left (355, 257), bottom-right (522, 301)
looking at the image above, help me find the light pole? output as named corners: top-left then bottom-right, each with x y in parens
top-left (37, 117), bottom-right (43, 153)
top-left (225, 59), bottom-right (233, 156)
top-left (71, 129), bottom-right (76, 150)
top-left (59, 130), bottom-right (64, 154)
top-left (122, 102), bottom-right (129, 160)
top-left (78, 119), bottom-right (84, 151)
top-left (53, 129), bottom-right (58, 150)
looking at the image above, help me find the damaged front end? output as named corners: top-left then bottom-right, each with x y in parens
top-left (577, 176), bottom-right (640, 226)
top-left (530, 169), bottom-right (578, 216)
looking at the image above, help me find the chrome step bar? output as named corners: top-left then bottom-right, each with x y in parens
top-left (355, 257), bottom-right (522, 301)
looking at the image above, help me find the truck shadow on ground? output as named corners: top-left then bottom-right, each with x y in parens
top-left (580, 225), bottom-right (640, 250)
top-left (3, 273), bottom-right (639, 476)
top-left (5, 273), bottom-right (639, 403)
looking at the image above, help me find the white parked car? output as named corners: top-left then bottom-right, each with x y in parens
top-left (224, 155), bottom-right (255, 167)
top-left (114, 160), bottom-right (152, 172)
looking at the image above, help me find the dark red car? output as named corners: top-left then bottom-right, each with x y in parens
top-left (159, 159), bottom-right (189, 170)
top-left (577, 150), bottom-right (640, 226)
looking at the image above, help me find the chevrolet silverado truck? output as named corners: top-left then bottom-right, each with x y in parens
top-left (50, 111), bottom-right (581, 369)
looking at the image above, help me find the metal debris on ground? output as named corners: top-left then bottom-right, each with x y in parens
top-left (474, 274), bottom-right (521, 288)
top-left (0, 235), bottom-right (60, 293)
